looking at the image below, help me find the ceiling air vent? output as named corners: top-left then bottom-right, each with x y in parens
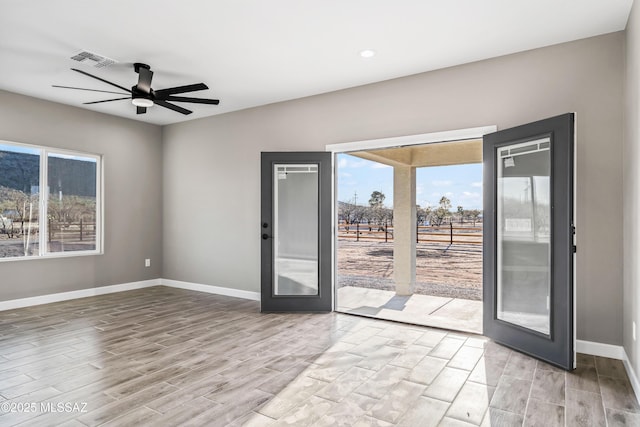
top-left (70, 50), bottom-right (117, 68)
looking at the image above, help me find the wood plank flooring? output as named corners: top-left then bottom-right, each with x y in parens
top-left (0, 286), bottom-right (637, 426)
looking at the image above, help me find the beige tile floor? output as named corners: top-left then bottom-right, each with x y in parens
top-left (0, 286), bottom-right (637, 426)
top-left (337, 286), bottom-right (483, 334)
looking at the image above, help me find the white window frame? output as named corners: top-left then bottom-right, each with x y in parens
top-left (0, 139), bottom-right (103, 262)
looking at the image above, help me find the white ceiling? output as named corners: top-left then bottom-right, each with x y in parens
top-left (0, 0), bottom-right (633, 126)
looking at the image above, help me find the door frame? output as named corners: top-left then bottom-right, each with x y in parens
top-left (326, 125), bottom-right (497, 311)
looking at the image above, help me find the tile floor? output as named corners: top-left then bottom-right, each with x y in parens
top-left (0, 286), bottom-right (637, 426)
top-left (337, 286), bottom-right (482, 334)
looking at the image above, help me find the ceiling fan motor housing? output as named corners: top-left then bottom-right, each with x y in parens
top-left (131, 86), bottom-right (154, 101)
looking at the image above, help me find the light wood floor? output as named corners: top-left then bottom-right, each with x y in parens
top-left (0, 286), bottom-right (638, 426)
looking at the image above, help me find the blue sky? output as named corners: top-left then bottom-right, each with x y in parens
top-left (337, 153), bottom-right (483, 210)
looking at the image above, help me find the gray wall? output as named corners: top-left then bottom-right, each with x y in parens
top-left (163, 33), bottom-right (625, 345)
top-left (624, 1), bottom-right (640, 376)
top-left (0, 90), bottom-right (163, 300)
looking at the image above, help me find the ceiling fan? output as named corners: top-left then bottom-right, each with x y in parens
top-left (53, 63), bottom-right (219, 115)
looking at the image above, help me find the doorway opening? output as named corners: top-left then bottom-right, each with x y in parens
top-left (334, 138), bottom-right (483, 333)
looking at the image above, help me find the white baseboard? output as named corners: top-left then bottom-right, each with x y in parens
top-left (576, 339), bottom-right (625, 359)
top-left (0, 279), bottom-right (160, 312)
top-left (578, 340), bottom-right (640, 404)
top-left (161, 279), bottom-right (260, 301)
top-left (0, 278), bottom-right (260, 312)
top-left (623, 350), bottom-right (640, 404)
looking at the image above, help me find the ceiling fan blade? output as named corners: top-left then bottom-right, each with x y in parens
top-left (52, 85), bottom-right (129, 95)
top-left (155, 83), bottom-right (208, 98)
top-left (155, 99), bottom-right (193, 115)
top-left (71, 68), bottom-right (131, 93)
top-left (137, 106), bottom-right (147, 115)
top-left (137, 67), bottom-right (153, 94)
top-left (164, 96), bottom-right (219, 105)
top-left (83, 97), bottom-right (130, 105)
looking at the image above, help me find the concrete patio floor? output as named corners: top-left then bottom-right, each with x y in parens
top-left (336, 286), bottom-right (482, 334)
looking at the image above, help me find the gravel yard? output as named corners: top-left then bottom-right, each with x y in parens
top-left (337, 240), bottom-right (482, 301)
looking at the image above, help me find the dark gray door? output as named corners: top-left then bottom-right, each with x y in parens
top-left (483, 113), bottom-right (575, 370)
top-left (261, 152), bottom-right (332, 312)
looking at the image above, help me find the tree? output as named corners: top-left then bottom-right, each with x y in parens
top-left (434, 196), bottom-right (452, 226)
top-left (468, 209), bottom-right (482, 226)
top-left (368, 191), bottom-right (391, 231)
top-left (457, 205), bottom-right (464, 224)
top-left (368, 191), bottom-right (385, 208)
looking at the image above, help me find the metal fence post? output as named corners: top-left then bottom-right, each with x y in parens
top-left (450, 222), bottom-right (453, 245)
top-left (385, 220), bottom-right (388, 243)
top-left (356, 221), bottom-right (359, 242)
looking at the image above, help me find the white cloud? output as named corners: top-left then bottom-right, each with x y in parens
top-left (431, 180), bottom-right (453, 187)
top-left (371, 163), bottom-right (391, 169)
top-left (444, 192), bottom-right (454, 197)
top-left (471, 182), bottom-right (482, 188)
top-left (416, 184), bottom-right (424, 196)
top-left (338, 158), bottom-right (368, 169)
top-left (461, 191), bottom-right (481, 199)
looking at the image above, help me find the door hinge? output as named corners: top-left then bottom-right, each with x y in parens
top-left (572, 245), bottom-right (577, 253)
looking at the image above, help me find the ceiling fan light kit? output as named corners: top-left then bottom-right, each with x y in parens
top-left (131, 97), bottom-right (154, 108)
top-left (53, 62), bottom-right (219, 116)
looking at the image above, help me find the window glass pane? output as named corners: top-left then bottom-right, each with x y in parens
top-left (0, 144), bottom-right (40, 258)
top-left (47, 153), bottom-right (97, 253)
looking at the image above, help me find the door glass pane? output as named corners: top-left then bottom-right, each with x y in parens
top-left (273, 164), bottom-right (319, 295)
top-left (47, 153), bottom-right (97, 253)
top-left (496, 137), bottom-right (551, 335)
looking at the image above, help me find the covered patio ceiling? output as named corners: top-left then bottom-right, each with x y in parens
top-left (349, 138), bottom-right (482, 167)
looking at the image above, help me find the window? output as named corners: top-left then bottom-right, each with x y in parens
top-left (0, 141), bottom-right (101, 260)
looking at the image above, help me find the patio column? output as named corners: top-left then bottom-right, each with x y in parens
top-left (393, 165), bottom-right (416, 296)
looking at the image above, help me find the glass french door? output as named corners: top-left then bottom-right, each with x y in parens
top-left (260, 152), bottom-right (332, 311)
top-left (483, 113), bottom-right (575, 370)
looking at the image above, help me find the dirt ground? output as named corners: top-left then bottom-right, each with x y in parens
top-left (337, 240), bottom-right (482, 300)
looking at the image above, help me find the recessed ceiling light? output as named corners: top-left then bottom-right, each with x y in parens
top-left (360, 49), bottom-right (376, 58)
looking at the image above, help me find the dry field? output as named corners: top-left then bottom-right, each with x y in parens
top-left (337, 240), bottom-right (482, 300)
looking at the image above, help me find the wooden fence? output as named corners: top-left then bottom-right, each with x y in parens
top-left (48, 219), bottom-right (96, 242)
top-left (338, 221), bottom-right (482, 245)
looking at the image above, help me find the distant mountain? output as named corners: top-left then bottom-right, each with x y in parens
top-left (0, 150), bottom-right (96, 197)
top-left (0, 150), bottom-right (38, 194)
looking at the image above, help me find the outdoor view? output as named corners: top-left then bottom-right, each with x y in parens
top-left (337, 150), bottom-right (483, 329)
top-left (0, 143), bottom-right (98, 258)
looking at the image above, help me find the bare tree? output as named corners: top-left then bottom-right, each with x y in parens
top-left (338, 199), bottom-right (367, 233)
top-left (468, 209), bottom-right (482, 226)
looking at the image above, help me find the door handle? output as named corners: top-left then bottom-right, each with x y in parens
top-left (262, 234), bottom-right (272, 240)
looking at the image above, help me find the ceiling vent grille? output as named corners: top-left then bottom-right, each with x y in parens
top-left (70, 50), bottom-right (117, 68)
